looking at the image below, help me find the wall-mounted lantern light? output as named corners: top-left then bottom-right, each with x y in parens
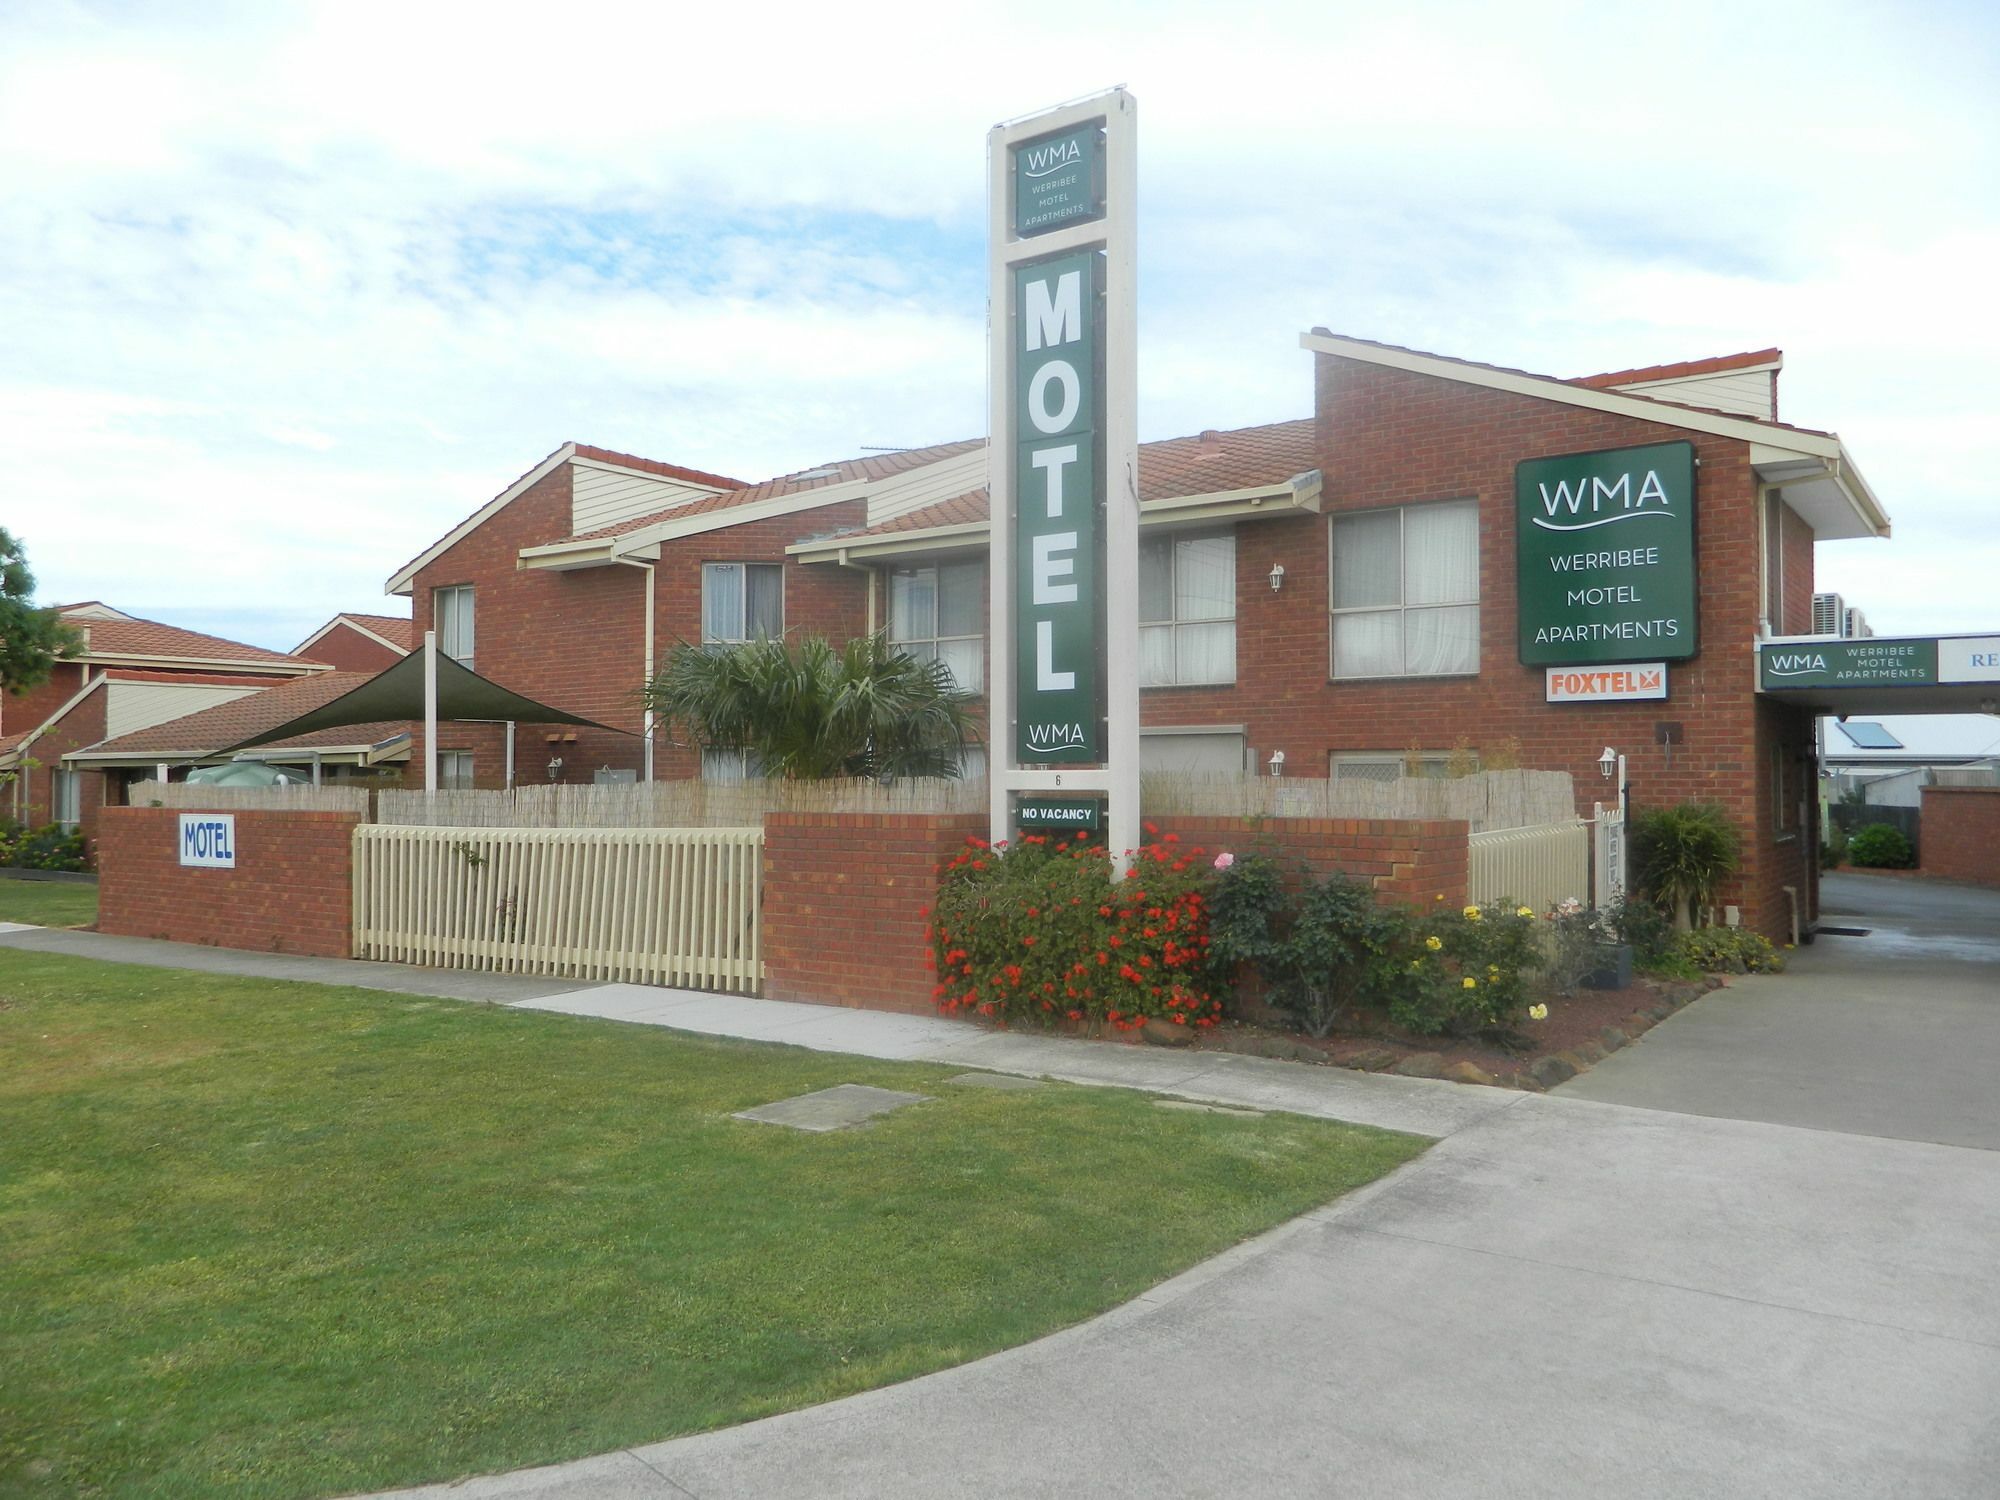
top-left (1269, 563), bottom-right (1285, 592)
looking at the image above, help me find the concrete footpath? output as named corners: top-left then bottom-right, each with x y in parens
top-left (8, 914), bottom-right (1999, 1497)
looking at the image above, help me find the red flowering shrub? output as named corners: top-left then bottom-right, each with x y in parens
top-left (930, 831), bottom-right (1222, 1033)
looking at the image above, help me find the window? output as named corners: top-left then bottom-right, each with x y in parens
top-left (1141, 728), bottom-right (1246, 774)
top-left (702, 563), bottom-right (783, 643)
top-left (1140, 531), bottom-right (1235, 686)
top-left (435, 585), bottom-right (475, 668)
top-left (1329, 501), bottom-right (1478, 678)
top-left (702, 747), bottom-right (764, 782)
top-left (1331, 751), bottom-right (1470, 782)
top-left (52, 769), bottom-right (82, 829)
top-left (888, 559), bottom-right (984, 693)
top-left (439, 752), bottom-right (474, 790)
top-left (1762, 491), bottom-right (1786, 635)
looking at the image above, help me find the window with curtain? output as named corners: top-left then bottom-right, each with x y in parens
top-left (435, 585), bottom-right (475, 668)
top-left (439, 751), bottom-right (474, 791)
top-left (1329, 501), bottom-right (1478, 678)
top-left (702, 747), bottom-right (765, 782)
top-left (888, 559), bottom-right (985, 693)
top-left (702, 563), bottom-right (783, 643)
top-left (52, 769), bottom-right (82, 828)
top-left (1139, 530), bottom-right (1235, 687)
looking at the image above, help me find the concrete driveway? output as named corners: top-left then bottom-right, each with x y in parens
top-left (372, 873), bottom-right (2000, 1499)
top-left (1563, 872), bottom-right (2000, 1149)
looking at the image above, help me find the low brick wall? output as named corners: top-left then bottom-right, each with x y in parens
top-left (1920, 785), bottom-right (2000, 887)
top-left (97, 807), bottom-right (361, 958)
top-left (760, 811), bottom-right (1470, 1017)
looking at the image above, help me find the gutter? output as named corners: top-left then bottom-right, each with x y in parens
top-left (616, 558), bottom-right (658, 780)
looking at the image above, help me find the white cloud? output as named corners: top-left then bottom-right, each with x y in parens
top-left (0, 0), bottom-right (1994, 647)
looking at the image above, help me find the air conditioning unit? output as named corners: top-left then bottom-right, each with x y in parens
top-left (1811, 592), bottom-right (1846, 635)
top-left (1844, 607), bottom-right (1872, 639)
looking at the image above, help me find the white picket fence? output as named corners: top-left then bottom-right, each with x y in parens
top-left (352, 825), bottom-right (764, 991)
top-left (1467, 818), bottom-right (1591, 915)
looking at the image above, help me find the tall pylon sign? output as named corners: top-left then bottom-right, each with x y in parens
top-left (986, 89), bottom-right (1140, 871)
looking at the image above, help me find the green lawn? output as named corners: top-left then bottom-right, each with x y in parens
top-left (0, 952), bottom-right (1427, 1499)
top-left (0, 876), bottom-right (97, 929)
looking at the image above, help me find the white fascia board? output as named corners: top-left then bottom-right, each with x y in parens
top-left (87, 652), bottom-right (329, 676)
top-left (608, 478), bottom-right (876, 552)
top-left (295, 616), bottom-right (411, 657)
top-left (386, 443), bottom-right (577, 596)
top-left (1303, 333), bottom-right (1888, 540)
top-left (8, 670), bottom-right (108, 761)
top-left (517, 539), bottom-right (620, 572)
top-left (790, 475), bottom-right (1323, 564)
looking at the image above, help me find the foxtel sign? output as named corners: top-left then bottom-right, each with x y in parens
top-left (1546, 664), bottom-right (1668, 703)
top-left (1012, 250), bottom-right (1102, 764)
top-left (1517, 441), bottom-right (1698, 667)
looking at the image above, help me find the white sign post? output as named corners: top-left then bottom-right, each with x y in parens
top-left (987, 89), bottom-right (1140, 873)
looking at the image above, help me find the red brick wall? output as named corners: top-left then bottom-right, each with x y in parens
top-left (760, 811), bottom-right (1468, 1017)
top-left (300, 623), bottom-right (405, 673)
top-left (97, 807), bottom-right (359, 957)
top-left (1920, 786), bottom-right (2000, 887)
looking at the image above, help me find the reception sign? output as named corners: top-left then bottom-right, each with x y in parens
top-left (1760, 638), bottom-right (1938, 690)
top-left (1518, 441), bottom-right (1698, 666)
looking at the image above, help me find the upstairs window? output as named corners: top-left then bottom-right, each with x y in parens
top-left (888, 559), bottom-right (985, 693)
top-left (1330, 501), bottom-right (1478, 679)
top-left (1140, 531), bottom-right (1236, 686)
top-left (438, 751), bottom-right (475, 791)
top-left (435, 585), bottom-right (475, 668)
top-left (703, 563), bottom-right (783, 643)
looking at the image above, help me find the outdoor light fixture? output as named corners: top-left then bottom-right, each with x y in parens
top-left (1269, 563), bottom-right (1285, 591)
top-left (1598, 746), bottom-right (1619, 779)
top-left (546, 756), bottom-right (564, 782)
top-left (1268, 749), bottom-right (1285, 778)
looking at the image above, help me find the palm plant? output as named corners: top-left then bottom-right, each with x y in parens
top-left (641, 634), bottom-right (980, 781)
top-left (1632, 802), bottom-right (1741, 930)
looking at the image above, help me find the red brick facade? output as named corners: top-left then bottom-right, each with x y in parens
top-left (760, 811), bottom-right (1469, 1017)
top-left (298, 622), bottom-right (405, 673)
top-left (1919, 786), bottom-right (2000, 888)
top-left (96, 807), bottom-right (360, 957)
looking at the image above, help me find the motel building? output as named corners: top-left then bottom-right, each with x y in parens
top-left (365, 335), bottom-right (1946, 944)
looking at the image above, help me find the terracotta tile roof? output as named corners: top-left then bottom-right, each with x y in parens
top-left (571, 443), bottom-right (746, 490)
top-left (813, 419), bottom-right (1318, 542)
top-left (1575, 348), bottom-right (1782, 389)
top-left (1307, 331), bottom-right (1835, 440)
top-left (85, 672), bottom-right (375, 757)
top-left (0, 730), bottom-right (30, 758)
top-left (59, 608), bottom-right (318, 668)
top-left (338, 613), bottom-right (415, 650)
top-left (255, 720), bottom-right (411, 754)
top-left (568, 438), bottom-right (988, 541)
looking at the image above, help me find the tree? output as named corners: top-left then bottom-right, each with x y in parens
top-left (0, 528), bottom-right (80, 696)
top-left (641, 634), bottom-right (980, 781)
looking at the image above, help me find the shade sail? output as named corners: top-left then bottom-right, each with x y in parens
top-left (222, 648), bottom-right (628, 752)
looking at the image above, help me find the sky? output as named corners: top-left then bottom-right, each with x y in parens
top-left (2, 0), bottom-right (1996, 651)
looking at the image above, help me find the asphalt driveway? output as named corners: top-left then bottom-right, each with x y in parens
top-left (1562, 872), bottom-right (2000, 1149)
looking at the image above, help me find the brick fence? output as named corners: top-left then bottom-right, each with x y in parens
top-left (97, 807), bottom-right (361, 958)
top-left (760, 812), bottom-right (1470, 1016)
top-left (1919, 786), bottom-right (2000, 888)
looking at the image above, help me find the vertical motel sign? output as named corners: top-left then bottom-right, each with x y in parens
top-left (987, 90), bottom-right (1139, 869)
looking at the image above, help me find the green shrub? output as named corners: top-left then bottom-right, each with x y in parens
top-left (1847, 823), bottom-right (1914, 869)
top-left (1208, 858), bottom-right (1405, 1038)
top-left (10, 823), bottom-right (87, 872)
top-left (1633, 802), bottom-right (1741, 927)
top-left (1389, 900), bottom-right (1541, 1036)
top-left (1677, 927), bottom-right (1786, 974)
top-left (1602, 893), bottom-right (1676, 968)
top-left (931, 831), bottom-right (1220, 1033)
top-left (1820, 825), bottom-right (1849, 871)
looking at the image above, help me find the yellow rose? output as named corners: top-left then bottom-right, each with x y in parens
top-left (1425, 935), bottom-right (1442, 951)
top-left (1516, 906), bottom-right (1535, 918)
top-left (1462, 905), bottom-right (1482, 921)
top-left (1462, 977), bottom-right (1477, 989)
top-left (1528, 1003), bottom-right (1548, 1021)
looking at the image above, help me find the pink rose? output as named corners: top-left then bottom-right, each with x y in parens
top-left (1213, 852), bottom-right (1235, 871)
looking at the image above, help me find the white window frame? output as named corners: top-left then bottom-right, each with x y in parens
top-left (701, 562), bottom-right (784, 644)
top-left (1330, 750), bottom-right (1471, 783)
top-left (886, 559), bottom-right (985, 694)
top-left (1327, 500), bottom-right (1480, 681)
top-left (438, 751), bottom-right (474, 791)
top-left (52, 768), bottom-right (82, 829)
top-left (702, 747), bottom-right (764, 782)
top-left (1140, 528), bottom-right (1237, 687)
top-left (435, 585), bottom-right (475, 668)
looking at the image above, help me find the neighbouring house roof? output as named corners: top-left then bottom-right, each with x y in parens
top-left (384, 442), bottom-right (750, 595)
top-left (57, 605), bottom-right (327, 674)
top-left (295, 611), bottom-right (415, 657)
top-left (1821, 714), bottom-right (2000, 765)
top-left (788, 419), bottom-right (1320, 558)
top-left (1298, 330), bottom-right (1889, 540)
top-left (68, 671), bottom-right (377, 761)
top-left (1574, 348), bottom-right (1783, 390)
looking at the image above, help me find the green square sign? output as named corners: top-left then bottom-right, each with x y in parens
top-left (1517, 441), bottom-right (1698, 666)
top-left (1012, 125), bottom-right (1103, 237)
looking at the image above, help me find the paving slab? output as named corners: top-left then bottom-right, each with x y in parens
top-left (942, 1072), bottom-right (1046, 1090)
top-left (732, 1084), bottom-right (931, 1133)
top-left (0, 921), bottom-right (39, 934)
